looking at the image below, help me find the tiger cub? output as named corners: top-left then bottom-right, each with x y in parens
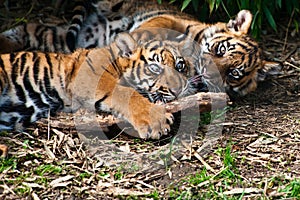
top-left (69, 0), bottom-right (283, 96)
top-left (0, 32), bottom-right (196, 139)
top-left (68, 0), bottom-right (178, 50)
top-left (0, 0), bottom-right (176, 53)
top-left (0, 23), bottom-right (70, 53)
top-left (0, 1), bottom-right (282, 96)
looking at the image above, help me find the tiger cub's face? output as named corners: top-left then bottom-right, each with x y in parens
top-left (191, 10), bottom-right (282, 96)
top-left (200, 32), bottom-right (265, 96)
top-left (117, 36), bottom-right (197, 103)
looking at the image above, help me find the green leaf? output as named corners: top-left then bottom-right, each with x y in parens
top-left (220, 0), bottom-right (231, 18)
top-left (241, 0), bottom-right (249, 9)
top-left (215, 0), bottom-right (222, 10)
top-left (276, 0), bottom-right (282, 8)
top-left (263, 5), bottom-right (277, 31)
top-left (251, 11), bottom-right (261, 38)
top-left (207, 0), bottom-right (216, 13)
top-left (294, 19), bottom-right (299, 33)
top-left (251, 11), bottom-right (259, 30)
top-left (157, 0), bottom-right (162, 4)
top-left (181, 0), bottom-right (192, 11)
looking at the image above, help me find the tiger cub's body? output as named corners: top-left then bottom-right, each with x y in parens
top-left (0, 33), bottom-right (195, 139)
top-left (69, 0), bottom-right (180, 50)
top-left (0, 0), bottom-right (174, 53)
top-left (0, 0), bottom-right (282, 96)
top-left (0, 23), bottom-right (70, 53)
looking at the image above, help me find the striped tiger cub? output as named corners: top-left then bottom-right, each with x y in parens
top-left (0, 0), bottom-right (282, 96)
top-left (64, 0), bottom-right (282, 96)
top-left (0, 32), bottom-right (197, 139)
top-left (0, 0), bottom-right (176, 53)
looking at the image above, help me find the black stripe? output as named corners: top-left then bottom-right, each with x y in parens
top-left (0, 57), bottom-right (4, 70)
top-left (11, 54), bottom-right (26, 103)
top-left (111, 1), bottom-right (124, 12)
top-left (111, 60), bottom-right (122, 77)
top-left (236, 42), bottom-right (247, 50)
top-left (33, 55), bottom-right (40, 85)
top-left (9, 53), bottom-right (16, 64)
top-left (0, 102), bottom-right (34, 125)
top-left (50, 26), bottom-right (58, 52)
top-left (194, 29), bottom-right (205, 42)
top-left (23, 24), bottom-right (31, 50)
top-left (140, 55), bottom-right (147, 63)
top-left (68, 61), bottom-right (77, 80)
top-left (42, 67), bottom-right (63, 114)
top-left (19, 53), bottom-right (27, 74)
top-left (71, 18), bottom-right (84, 27)
top-left (95, 94), bottom-right (109, 111)
top-left (0, 57), bottom-right (7, 93)
top-left (35, 25), bottom-right (47, 50)
top-left (45, 54), bottom-right (54, 78)
top-left (238, 78), bottom-right (253, 92)
top-left (59, 35), bottom-right (68, 52)
top-left (23, 68), bottom-right (49, 118)
top-left (184, 24), bottom-right (193, 36)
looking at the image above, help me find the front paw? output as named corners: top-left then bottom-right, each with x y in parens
top-left (132, 104), bottom-right (173, 139)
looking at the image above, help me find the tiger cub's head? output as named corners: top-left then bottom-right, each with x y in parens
top-left (189, 10), bottom-right (283, 96)
top-left (115, 33), bottom-right (198, 103)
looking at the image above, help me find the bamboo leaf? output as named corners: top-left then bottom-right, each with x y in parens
top-left (251, 11), bottom-right (259, 31)
top-left (263, 5), bottom-right (277, 31)
top-left (215, 0), bottom-right (222, 10)
top-left (207, 0), bottom-right (216, 13)
top-left (181, 0), bottom-right (192, 11)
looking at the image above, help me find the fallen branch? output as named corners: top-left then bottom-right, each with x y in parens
top-left (165, 92), bottom-right (230, 113)
top-left (87, 92), bottom-right (231, 139)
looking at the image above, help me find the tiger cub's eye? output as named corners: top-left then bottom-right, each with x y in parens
top-left (216, 43), bottom-right (226, 56)
top-left (229, 69), bottom-right (241, 80)
top-left (175, 57), bottom-right (186, 72)
top-left (148, 64), bottom-right (162, 74)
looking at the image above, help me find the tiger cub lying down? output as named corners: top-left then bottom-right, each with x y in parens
top-left (0, 33), bottom-right (197, 140)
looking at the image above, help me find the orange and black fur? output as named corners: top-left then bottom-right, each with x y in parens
top-left (0, 33), bottom-right (196, 140)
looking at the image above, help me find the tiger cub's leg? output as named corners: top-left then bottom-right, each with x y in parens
top-left (102, 84), bottom-right (173, 139)
top-left (93, 73), bottom-right (173, 139)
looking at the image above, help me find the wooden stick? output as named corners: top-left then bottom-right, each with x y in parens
top-left (165, 92), bottom-right (230, 113)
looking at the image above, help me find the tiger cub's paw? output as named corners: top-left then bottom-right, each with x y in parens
top-left (134, 104), bottom-right (173, 140)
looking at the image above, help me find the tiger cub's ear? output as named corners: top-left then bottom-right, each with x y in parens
top-left (227, 10), bottom-right (253, 35)
top-left (115, 33), bottom-right (138, 58)
top-left (257, 61), bottom-right (283, 82)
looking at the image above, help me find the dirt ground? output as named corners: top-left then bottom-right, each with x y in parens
top-left (0, 1), bottom-right (299, 199)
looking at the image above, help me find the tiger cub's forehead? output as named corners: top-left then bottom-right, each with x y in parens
top-left (203, 33), bottom-right (259, 52)
top-left (205, 32), bottom-right (251, 42)
top-left (143, 40), bottom-right (181, 58)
